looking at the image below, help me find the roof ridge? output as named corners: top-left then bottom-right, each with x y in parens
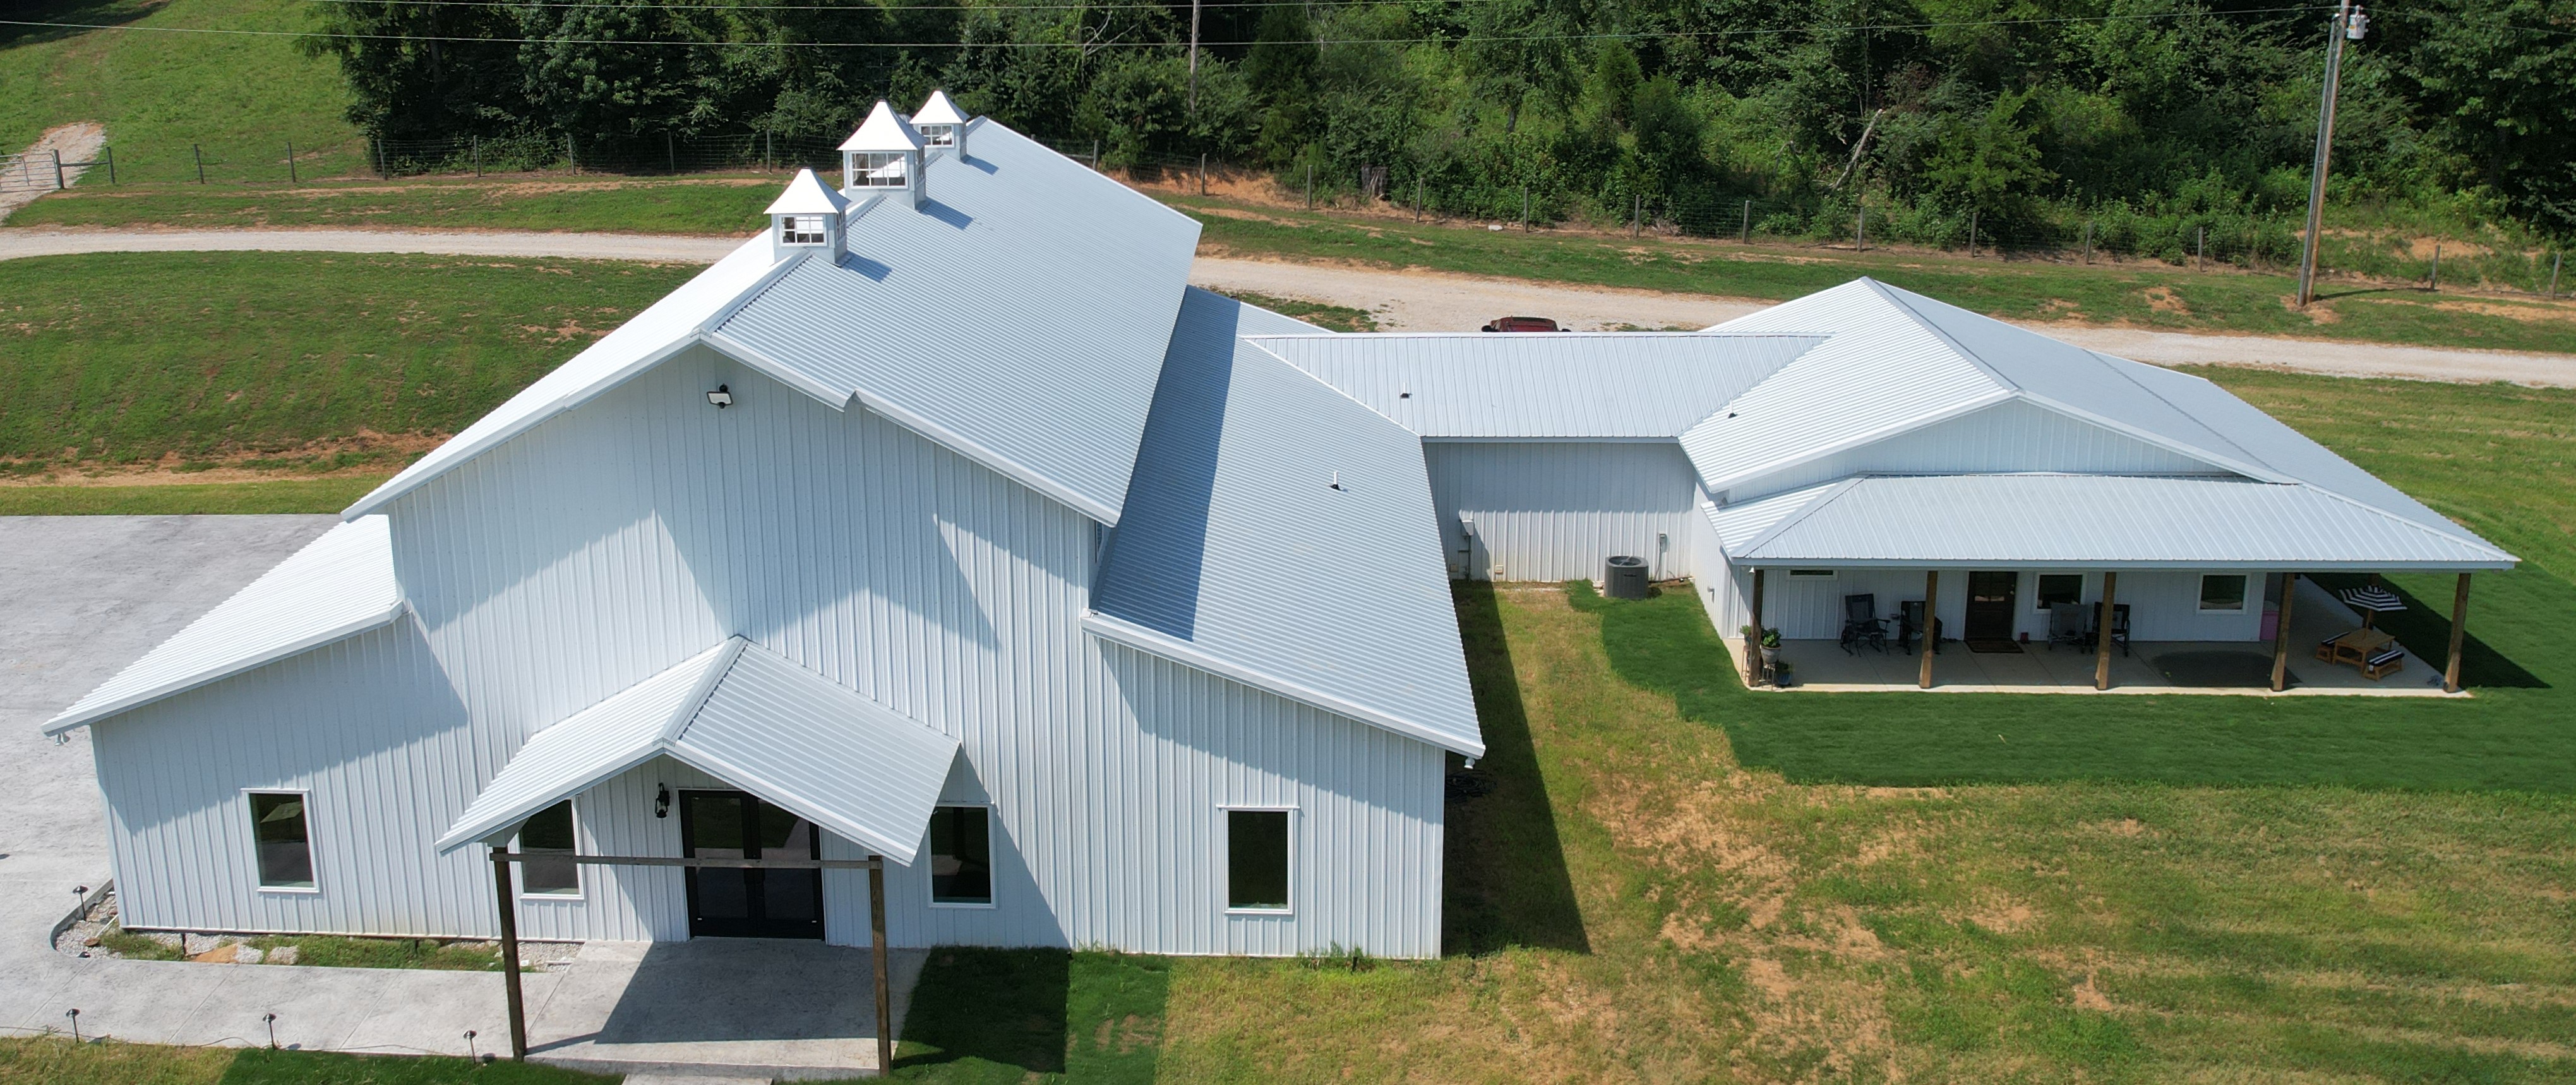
top-left (1860, 279), bottom-right (2016, 392)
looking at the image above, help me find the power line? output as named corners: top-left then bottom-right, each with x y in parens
top-left (0, 5), bottom-right (2333, 48)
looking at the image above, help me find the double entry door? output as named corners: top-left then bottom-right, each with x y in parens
top-left (680, 790), bottom-right (824, 940)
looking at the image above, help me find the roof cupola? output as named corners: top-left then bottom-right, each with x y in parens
top-left (841, 99), bottom-right (926, 207)
top-left (912, 89), bottom-right (969, 159)
top-left (765, 167), bottom-right (849, 263)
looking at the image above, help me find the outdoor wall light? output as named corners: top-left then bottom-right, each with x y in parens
top-left (655, 784), bottom-right (670, 818)
top-left (706, 385), bottom-right (733, 408)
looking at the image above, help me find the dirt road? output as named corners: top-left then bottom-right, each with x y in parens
top-left (3, 226), bottom-right (2566, 387)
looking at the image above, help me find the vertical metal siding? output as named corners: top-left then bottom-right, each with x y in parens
top-left (1748, 566), bottom-right (2262, 642)
top-left (1425, 441), bottom-right (1699, 582)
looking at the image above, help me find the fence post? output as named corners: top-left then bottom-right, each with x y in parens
top-left (1089, 138), bottom-right (1099, 166)
top-left (1968, 209), bottom-right (1978, 257)
top-left (1413, 177), bottom-right (1422, 222)
top-left (285, 140), bottom-right (297, 185)
top-left (666, 132), bottom-right (676, 174)
top-left (473, 136), bottom-right (482, 178)
top-left (2429, 243), bottom-right (2440, 292)
top-left (2196, 225), bottom-right (2205, 271)
top-left (1520, 184), bottom-right (1529, 231)
top-left (1305, 164), bottom-right (1314, 210)
top-left (1198, 152), bottom-right (1206, 196)
top-left (1740, 198), bottom-right (1750, 244)
top-left (2552, 253), bottom-right (2562, 301)
top-left (566, 133), bottom-right (576, 174)
top-left (1631, 193), bottom-right (1640, 238)
top-left (104, 145), bottom-right (114, 185)
top-left (1855, 200), bottom-right (1866, 250)
top-left (195, 143), bottom-right (207, 184)
top-left (52, 149), bottom-right (64, 191)
top-left (374, 138), bottom-right (388, 178)
top-left (2083, 220), bottom-right (2093, 263)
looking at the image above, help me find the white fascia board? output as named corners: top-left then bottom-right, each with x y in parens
top-left (660, 741), bottom-right (926, 865)
top-left (44, 604), bottom-right (410, 736)
top-left (1691, 387), bottom-right (2015, 496)
top-left (1081, 610), bottom-right (1488, 758)
top-left (433, 742), bottom-right (670, 853)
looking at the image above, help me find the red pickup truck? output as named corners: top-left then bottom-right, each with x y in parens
top-left (1480, 316), bottom-right (1564, 333)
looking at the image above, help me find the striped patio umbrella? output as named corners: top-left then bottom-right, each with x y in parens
top-left (2340, 584), bottom-right (2405, 630)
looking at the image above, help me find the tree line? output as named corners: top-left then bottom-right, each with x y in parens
top-left (311, 0), bottom-right (2576, 251)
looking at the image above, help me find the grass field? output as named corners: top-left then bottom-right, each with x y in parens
top-left (0, 0), bottom-right (361, 185)
top-left (8, 176), bottom-right (776, 234)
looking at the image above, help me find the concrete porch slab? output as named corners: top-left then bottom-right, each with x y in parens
top-left (527, 938), bottom-right (928, 1081)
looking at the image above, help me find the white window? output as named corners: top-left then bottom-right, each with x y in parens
top-left (1225, 807), bottom-right (1293, 914)
top-left (918, 124), bottom-right (956, 147)
top-left (928, 805), bottom-right (993, 906)
top-left (2200, 574), bottom-right (2250, 612)
top-left (851, 152), bottom-right (909, 188)
top-left (248, 791), bottom-right (315, 890)
top-left (779, 215), bottom-right (827, 246)
top-left (517, 800), bottom-right (581, 897)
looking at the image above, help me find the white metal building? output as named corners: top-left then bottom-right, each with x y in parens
top-left (47, 99), bottom-right (2516, 959)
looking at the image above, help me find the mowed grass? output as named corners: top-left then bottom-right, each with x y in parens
top-left (0, 0), bottom-right (361, 184)
top-left (11, 176), bottom-right (776, 234)
top-left (0, 1038), bottom-right (609, 1084)
top-left (0, 477), bottom-right (388, 515)
top-left (0, 251), bottom-right (697, 471)
top-left (1177, 196), bottom-right (2576, 355)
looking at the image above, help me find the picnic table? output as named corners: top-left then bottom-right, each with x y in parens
top-left (2318, 627), bottom-right (2396, 669)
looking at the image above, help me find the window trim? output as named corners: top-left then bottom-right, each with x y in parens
top-left (244, 788), bottom-right (320, 895)
top-left (2198, 573), bottom-right (2251, 613)
top-left (1220, 805), bottom-right (1297, 916)
top-left (778, 215), bottom-right (828, 246)
top-left (2032, 572), bottom-right (2087, 613)
top-left (925, 802), bottom-right (998, 910)
top-left (514, 799), bottom-right (585, 901)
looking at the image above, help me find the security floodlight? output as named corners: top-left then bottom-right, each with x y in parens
top-left (706, 385), bottom-right (733, 409)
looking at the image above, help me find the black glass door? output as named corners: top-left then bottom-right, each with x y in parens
top-left (680, 790), bottom-right (824, 940)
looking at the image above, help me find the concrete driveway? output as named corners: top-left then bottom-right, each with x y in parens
top-left (0, 516), bottom-right (914, 1077)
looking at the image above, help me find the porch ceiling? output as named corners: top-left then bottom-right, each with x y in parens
top-left (1711, 474), bottom-right (2517, 572)
top-left (435, 637), bottom-right (958, 863)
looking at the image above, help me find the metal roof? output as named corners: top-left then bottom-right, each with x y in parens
top-left (1090, 288), bottom-right (1484, 757)
top-left (1710, 474), bottom-right (2518, 570)
top-left (840, 100), bottom-right (925, 152)
top-left (716, 119), bottom-right (1201, 524)
top-left (765, 168), bottom-right (849, 216)
top-left (1253, 332), bottom-right (1821, 438)
top-left (913, 90), bottom-right (968, 126)
top-left (45, 517), bottom-right (405, 735)
top-left (437, 637), bottom-right (959, 862)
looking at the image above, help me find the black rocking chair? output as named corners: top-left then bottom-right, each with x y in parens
top-left (2083, 603), bottom-right (2133, 657)
top-left (1897, 599), bottom-right (1941, 656)
top-left (1839, 593), bottom-right (1889, 655)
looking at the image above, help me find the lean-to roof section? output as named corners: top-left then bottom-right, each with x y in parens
top-left (345, 236), bottom-right (793, 518)
top-left (438, 637), bottom-right (958, 862)
top-left (1254, 332), bottom-right (1821, 438)
top-left (45, 517), bottom-right (406, 735)
top-left (1089, 289), bottom-right (1484, 757)
top-left (716, 120), bottom-right (1201, 524)
top-left (1711, 474), bottom-right (2517, 570)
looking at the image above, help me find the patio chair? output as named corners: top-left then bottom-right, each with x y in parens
top-left (2046, 604), bottom-right (2088, 651)
top-left (1896, 600), bottom-right (1940, 656)
top-left (1838, 594), bottom-right (1888, 655)
top-left (2361, 644), bottom-right (2405, 680)
top-left (2081, 603), bottom-right (2132, 657)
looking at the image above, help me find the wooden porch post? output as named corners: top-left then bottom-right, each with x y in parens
top-left (2094, 572), bottom-right (2119, 691)
top-left (2270, 572), bottom-right (2298, 692)
top-left (870, 856), bottom-right (893, 1077)
top-left (1746, 568), bottom-right (1766, 686)
top-left (489, 848), bottom-right (528, 1061)
top-left (2445, 573), bottom-right (2472, 693)
top-left (1917, 570), bottom-right (1939, 688)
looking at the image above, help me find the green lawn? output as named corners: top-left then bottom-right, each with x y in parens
top-left (0, 0), bottom-right (361, 185)
top-left (9, 176), bottom-right (775, 235)
top-left (0, 477), bottom-right (388, 515)
top-left (0, 1039), bottom-right (611, 1084)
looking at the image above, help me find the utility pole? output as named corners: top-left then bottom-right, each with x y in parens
top-left (1188, 0), bottom-right (1201, 112)
top-left (2296, 0), bottom-right (2368, 307)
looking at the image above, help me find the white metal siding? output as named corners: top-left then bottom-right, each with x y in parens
top-left (357, 348), bottom-right (1445, 956)
top-left (1427, 441), bottom-right (1699, 582)
top-left (1728, 400), bottom-right (2214, 503)
top-left (1749, 566), bottom-right (2263, 642)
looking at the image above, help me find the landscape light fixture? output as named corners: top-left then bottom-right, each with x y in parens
top-left (706, 385), bottom-right (734, 409)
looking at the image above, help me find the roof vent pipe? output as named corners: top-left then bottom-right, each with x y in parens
top-left (912, 89), bottom-right (969, 160)
top-left (765, 167), bottom-right (850, 263)
top-left (841, 100), bottom-right (926, 208)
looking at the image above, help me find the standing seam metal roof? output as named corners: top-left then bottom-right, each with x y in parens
top-left (44, 517), bottom-right (405, 734)
top-left (1252, 332), bottom-right (1823, 438)
top-left (1091, 289), bottom-right (1483, 757)
top-left (436, 637), bottom-right (959, 862)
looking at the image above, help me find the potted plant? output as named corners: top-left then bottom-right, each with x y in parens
top-left (1771, 660), bottom-right (1795, 688)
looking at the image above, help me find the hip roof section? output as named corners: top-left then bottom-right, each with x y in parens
top-left (1092, 289), bottom-right (1483, 757)
top-left (1711, 473), bottom-right (2517, 570)
top-left (1255, 332), bottom-right (1822, 438)
top-left (45, 517), bottom-right (406, 734)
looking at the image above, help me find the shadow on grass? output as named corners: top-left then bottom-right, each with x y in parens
top-left (890, 948), bottom-right (1167, 1083)
top-left (1564, 578), bottom-right (2576, 793)
top-left (2308, 572), bottom-right (2548, 688)
top-left (1444, 581), bottom-right (1590, 956)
